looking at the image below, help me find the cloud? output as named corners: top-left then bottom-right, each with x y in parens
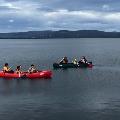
top-left (102, 5), bottom-right (110, 11)
top-left (9, 19), bottom-right (14, 22)
top-left (0, 0), bottom-right (120, 32)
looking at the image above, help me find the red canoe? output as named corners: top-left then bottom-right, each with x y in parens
top-left (25, 70), bottom-right (52, 79)
top-left (0, 70), bottom-right (52, 79)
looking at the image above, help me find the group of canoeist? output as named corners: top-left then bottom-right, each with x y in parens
top-left (59, 56), bottom-right (89, 65)
top-left (3, 63), bottom-right (38, 74)
top-left (2, 57), bottom-right (91, 73)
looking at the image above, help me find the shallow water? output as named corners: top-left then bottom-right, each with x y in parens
top-left (0, 38), bottom-right (120, 120)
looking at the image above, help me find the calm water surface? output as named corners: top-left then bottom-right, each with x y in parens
top-left (0, 38), bottom-right (120, 120)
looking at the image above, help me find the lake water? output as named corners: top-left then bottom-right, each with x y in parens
top-left (0, 38), bottom-right (120, 120)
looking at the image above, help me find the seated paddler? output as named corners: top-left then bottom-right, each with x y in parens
top-left (28, 64), bottom-right (37, 73)
top-left (59, 56), bottom-right (68, 64)
top-left (72, 58), bottom-right (78, 65)
top-left (15, 65), bottom-right (22, 74)
top-left (78, 56), bottom-right (88, 65)
top-left (3, 63), bottom-right (14, 73)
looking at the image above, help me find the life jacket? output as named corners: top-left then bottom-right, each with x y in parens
top-left (16, 68), bottom-right (21, 73)
top-left (3, 66), bottom-right (10, 72)
top-left (28, 67), bottom-right (36, 73)
top-left (73, 59), bottom-right (78, 64)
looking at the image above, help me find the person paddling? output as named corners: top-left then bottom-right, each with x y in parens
top-left (3, 63), bottom-right (14, 73)
top-left (59, 56), bottom-right (68, 64)
top-left (79, 56), bottom-right (88, 64)
top-left (72, 58), bottom-right (78, 65)
top-left (28, 64), bottom-right (37, 73)
top-left (15, 65), bottom-right (22, 74)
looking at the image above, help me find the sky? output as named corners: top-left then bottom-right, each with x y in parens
top-left (0, 0), bottom-right (120, 32)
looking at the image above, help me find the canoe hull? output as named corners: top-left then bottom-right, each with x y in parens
top-left (53, 63), bottom-right (93, 69)
top-left (26, 70), bottom-right (52, 79)
top-left (0, 70), bottom-right (52, 79)
top-left (0, 72), bottom-right (25, 78)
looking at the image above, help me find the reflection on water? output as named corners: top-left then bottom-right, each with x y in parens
top-left (0, 38), bottom-right (120, 120)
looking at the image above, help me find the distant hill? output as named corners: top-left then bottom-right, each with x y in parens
top-left (0, 30), bottom-right (120, 39)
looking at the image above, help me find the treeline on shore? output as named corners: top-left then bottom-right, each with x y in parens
top-left (0, 30), bottom-right (120, 39)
